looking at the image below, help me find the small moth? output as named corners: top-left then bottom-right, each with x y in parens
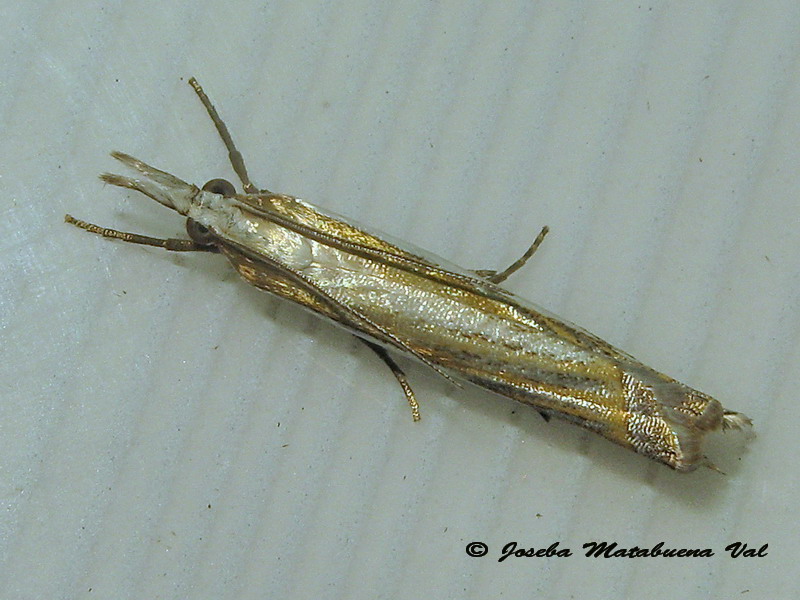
top-left (66, 78), bottom-right (752, 472)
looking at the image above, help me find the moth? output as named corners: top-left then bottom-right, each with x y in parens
top-left (66, 78), bottom-right (751, 472)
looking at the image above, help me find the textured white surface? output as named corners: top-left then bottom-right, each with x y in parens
top-left (1, 2), bottom-right (798, 599)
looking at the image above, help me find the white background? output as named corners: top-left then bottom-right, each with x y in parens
top-left (1, 2), bottom-right (798, 599)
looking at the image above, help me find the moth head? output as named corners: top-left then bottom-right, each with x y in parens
top-left (201, 178), bottom-right (236, 197)
top-left (184, 178), bottom-right (238, 246)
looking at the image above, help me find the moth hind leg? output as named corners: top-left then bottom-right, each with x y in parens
top-left (474, 225), bottom-right (549, 284)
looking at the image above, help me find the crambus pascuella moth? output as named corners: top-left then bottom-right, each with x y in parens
top-left (66, 78), bottom-right (751, 472)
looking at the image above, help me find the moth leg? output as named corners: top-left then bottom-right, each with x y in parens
top-left (188, 77), bottom-right (262, 194)
top-left (704, 461), bottom-right (726, 475)
top-left (360, 339), bottom-right (421, 422)
top-left (65, 214), bottom-right (216, 252)
top-left (474, 225), bottom-right (549, 284)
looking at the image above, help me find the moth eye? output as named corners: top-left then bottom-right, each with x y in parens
top-left (202, 178), bottom-right (236, 196)
top-left (186, 218), bottom-right (217, 246)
